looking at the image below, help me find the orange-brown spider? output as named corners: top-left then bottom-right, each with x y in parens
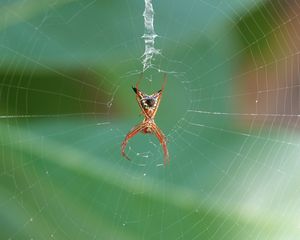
top-left (121, 73), bottom-right (169, 165)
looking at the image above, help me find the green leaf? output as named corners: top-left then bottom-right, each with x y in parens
top-left (1, 1), bottom-right (297, 240)
top-left (0, 0), bottom-right (265, 69)
top-left (1, 121), bottom-right (300, 239)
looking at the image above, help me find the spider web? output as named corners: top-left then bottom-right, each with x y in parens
top-left (1, 0), bottom-right (300, 239)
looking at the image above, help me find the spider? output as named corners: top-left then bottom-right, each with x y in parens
top-left (121, 73), bottom-right (169, 165)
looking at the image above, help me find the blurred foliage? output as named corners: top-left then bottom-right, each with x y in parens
top-left (0, 69), bottom-right (112, 115)
top-left (236, 1), bottom-right (283, 59)
top-left (1, 0), bottom-right (300, 240)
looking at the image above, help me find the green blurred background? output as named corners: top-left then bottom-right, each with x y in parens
top-left (1, 0), bottom-right (300, 239)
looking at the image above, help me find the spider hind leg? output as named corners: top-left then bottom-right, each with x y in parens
top-left (121, 123), bottom-right (145, 160)
top-left (152, 123), bottom-right (169, 165)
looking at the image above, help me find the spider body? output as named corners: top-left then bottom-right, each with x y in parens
top-left (142, 119), bottom-right (155, 134)
top-left (121, 74), bottom-right (169, 165)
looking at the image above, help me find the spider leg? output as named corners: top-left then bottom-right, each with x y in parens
top-left (152, 123), bottom-right (169, 165)
top-left (136, 72), bottom-right (144, 89)
top-left (121, 122), bottom-right (145, 160)
top-left (156, 73), bottom-right (167, 95)
top-left (161, 73), bottom-right (167, 91)
top-left (132, 72), bottom-right (144, 94)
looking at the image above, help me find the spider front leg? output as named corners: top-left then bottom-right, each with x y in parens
top-left (152, 123), bottom-right (169, 165)
top-left (121, 122), bottom-right (145, 160)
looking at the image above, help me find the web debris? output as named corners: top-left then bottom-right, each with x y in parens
top-left (142, 0), bottom-right (160, 71)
